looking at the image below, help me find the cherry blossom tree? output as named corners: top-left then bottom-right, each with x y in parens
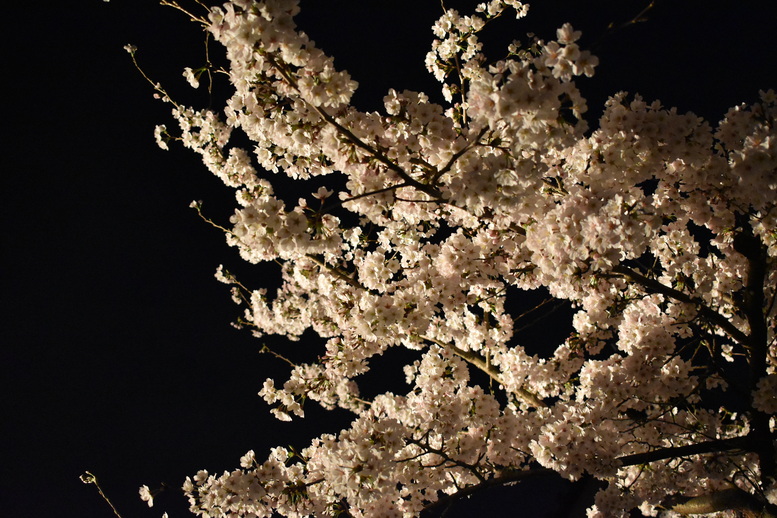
top-left (133, 0), bottom-right (777, 515)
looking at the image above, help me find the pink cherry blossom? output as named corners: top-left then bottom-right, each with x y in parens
top-left (137, 1), bottom-right (777, 516)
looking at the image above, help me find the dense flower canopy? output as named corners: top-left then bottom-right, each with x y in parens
top-left (137, 0), bottom-right (776, 516)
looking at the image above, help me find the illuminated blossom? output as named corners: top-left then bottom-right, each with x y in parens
top-left (137, 1), bottom-right (777, 516)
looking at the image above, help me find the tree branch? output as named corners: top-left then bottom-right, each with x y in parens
top-left (611, 265), bottom-right (750, 346)
top-left (733, 222), bottom-right (775, 481)
top-left (431, 126), bottom-right (488, 184)
top-left (421, 468), bottom-right (556, 516)
top-left (264, 52), bottom-right (442, 200)
top-left (615, 435), bottom-right (751, 467)
top-left (334, 183), bottom-right (411, 210)
top-left (305, 254), bottom-right (364, 290)
top-left (417, 335), bottom-right (547, 408)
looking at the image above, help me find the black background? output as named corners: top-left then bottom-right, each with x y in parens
top-left (4, 1), bottom-right (776, 517)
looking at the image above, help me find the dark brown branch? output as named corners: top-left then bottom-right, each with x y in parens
top-left (734, 223), bottom-right (775, 481)
top-left (421, 468), bottom-right (556, 516)
top-left (327, 182), bottom-right (411, 212)
top-left (616, 436), bottom-right (751, 467)
top-left (619, 435), bottom-right (777, 515)
top-left (405, 437), bottom-right (488, 484)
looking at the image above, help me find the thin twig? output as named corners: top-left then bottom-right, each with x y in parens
top-left (80, 472), bottom-right (123, 518)
top-left (160, 0), bottom-right (209, 25)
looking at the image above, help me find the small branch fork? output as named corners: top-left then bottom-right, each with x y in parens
top-left (160, 0), bottom-right (209, 25)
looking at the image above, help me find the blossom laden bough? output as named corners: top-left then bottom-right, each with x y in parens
top-left (137, 0), bottom-right (777, 516)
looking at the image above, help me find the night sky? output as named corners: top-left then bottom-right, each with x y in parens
top-left (4, 1), bottom-right (776, 517)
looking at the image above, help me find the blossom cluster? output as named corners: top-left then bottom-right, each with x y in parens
top-left (144, 0), bottom-right (776, 516)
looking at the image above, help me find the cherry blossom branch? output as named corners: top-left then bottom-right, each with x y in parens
top-left (312, 105), bottom-right (442, 199)
top-left (264, 53), bottom-right (442, 200)
top-left (417, 335), bottom-right (547, 408)
top-left (124, 46), bottom-right (182, 111)
top-left (618, 435), bottom-right (777, 514)
top-left (259, 344), bottom-right (296, 368)
top-left (304, 254), bottom-right (364, 290)
top-left (615, 240), bottom-right (776, 481)
top-left (431, 126), bottom-right (489, 184)
top-left (590, 0), bottom-right (661, 53)
top-left (332, 183), bottom-right (411, 211)
top-left (513, 297), bottom-right (571, 335)
top-left (301, 257), bottom-right (550, 411)
top-left (610, 265), bottom-right (750, 346)
top-left (615, 435), bottom-right (751, 467)
top-left (439, 0), bottom-right (468, 124)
